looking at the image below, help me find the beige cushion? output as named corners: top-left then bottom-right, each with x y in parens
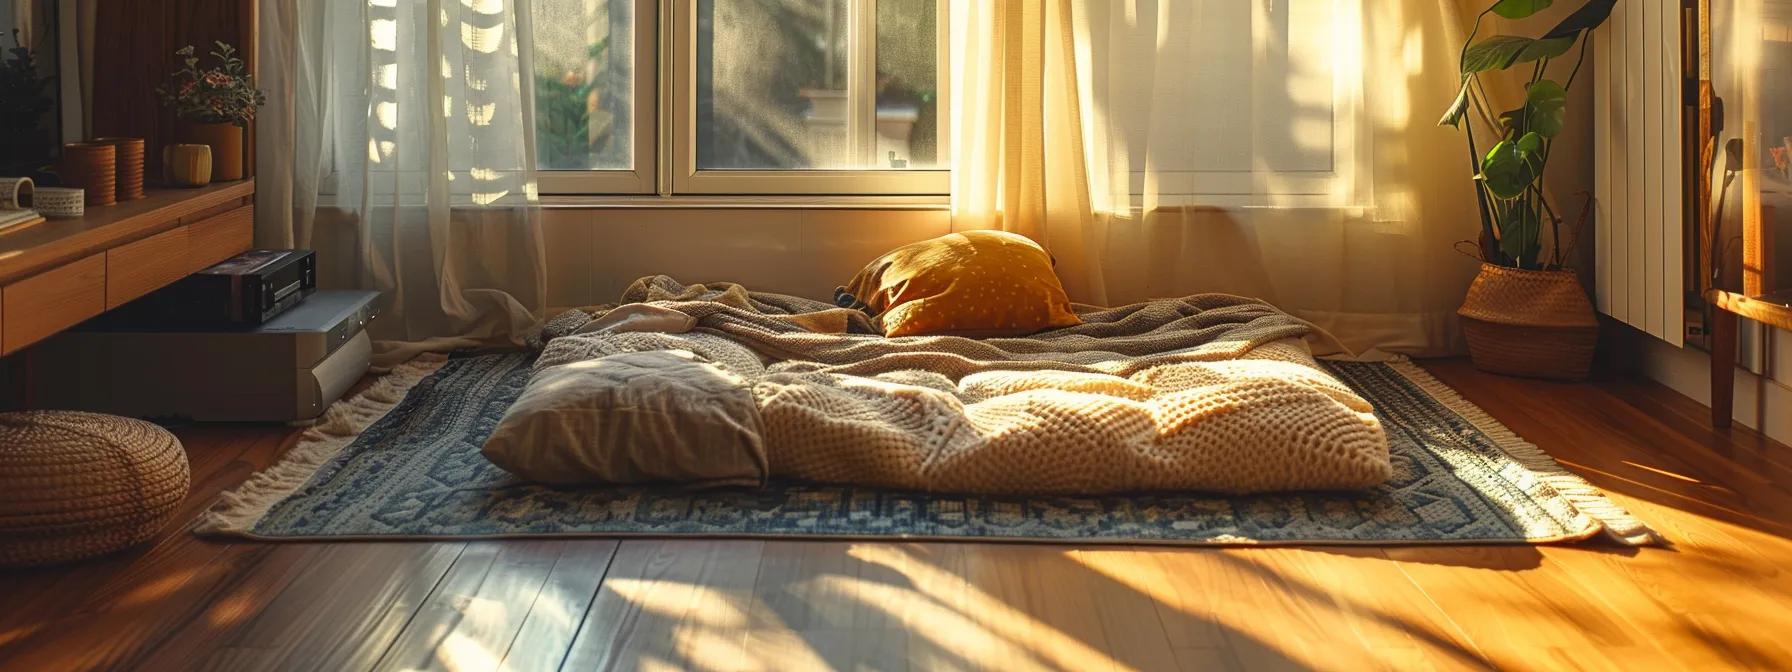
top-left (481, 350), bottom-right (767, 487)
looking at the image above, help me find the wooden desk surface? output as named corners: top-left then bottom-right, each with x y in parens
top-left (0, 180), bottom-right (254, 285)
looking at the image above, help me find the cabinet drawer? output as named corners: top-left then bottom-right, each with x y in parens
top-left (2, 254), bottom-right (105, 355)
top-left (187, 205), bottom-right (254, 273)
top-left (107, 226), bottom-right (191, 308)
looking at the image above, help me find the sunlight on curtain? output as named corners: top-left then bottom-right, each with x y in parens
top-left (259, 0), bottom-right (545, 364)
top-left (953, 0), bottom-right (1483, 358)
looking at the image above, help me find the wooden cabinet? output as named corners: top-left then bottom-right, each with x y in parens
top-left (107, 226), bottom-right (192, 308)
top-left (0, 180), bottom-right (255, 356)
top-left (187, 206), bottom-right (256, 272)
top-left (2, 255), bottom-right (106, 352)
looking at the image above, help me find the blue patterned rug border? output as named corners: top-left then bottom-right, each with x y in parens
top-left (196, 352), bottom-right (1656, 546)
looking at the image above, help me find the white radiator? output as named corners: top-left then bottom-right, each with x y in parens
top-left (1593, 0), bottom-right (1686, 346)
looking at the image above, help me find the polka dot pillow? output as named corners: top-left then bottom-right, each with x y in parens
top-left (840, 230), bottom-right (1082, 337)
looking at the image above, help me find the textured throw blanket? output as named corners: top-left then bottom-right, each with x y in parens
top-left (504, 276), bottom-right (1391, 494)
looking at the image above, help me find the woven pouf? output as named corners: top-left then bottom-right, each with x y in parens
top-left (0, 411), bottom-right (190, 567)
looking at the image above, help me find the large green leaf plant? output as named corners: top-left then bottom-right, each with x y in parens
top-left (1441, 0), bottom-right (1616, 269)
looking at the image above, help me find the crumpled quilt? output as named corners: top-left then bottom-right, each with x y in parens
top-left (512, 276), bottom-right (1391, 495)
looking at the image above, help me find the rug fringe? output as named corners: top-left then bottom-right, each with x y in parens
top-left (192, 354), bottom-right (450, 536)
top-left (1388, 362), bottom-right (1661, 546)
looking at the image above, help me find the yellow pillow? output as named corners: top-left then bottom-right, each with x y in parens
top-left (842, 230), bottom-right (1082, 337)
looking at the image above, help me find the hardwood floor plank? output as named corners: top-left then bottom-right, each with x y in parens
top-left (0, 541), bottom-right (285, 670)
top-left (559, 540), bottom-right (765, 671)
top-left (191, 542), bottom-right (467, 672)
top-left (743, 541), bottom-right (898, 670)
top-left (1136, 547), bottom-right (1459, 671)
top-left (372, 541), bottom-right (563, 672)
top-left (1535, 545), bottom-right (1792, 670)
top-left (1385, 545), bottom-right (1669, 671)
top-left (1059, 549), bottom-right (1185, 672)
top-left (810, 542), bottom-right (1058, 672)
top-left (132, 543), bottom-right (329, 671)
top-left (496, 540), bottom-right (620, 672)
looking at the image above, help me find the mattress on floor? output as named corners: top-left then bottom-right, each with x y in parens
top-left (483, 276), bottom-right (1391, 495)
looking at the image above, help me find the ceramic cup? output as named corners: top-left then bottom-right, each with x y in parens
top-left (162, 144), bottom-right (213, 188)
top-left (33, 187), bottom-right (85, 218)
top-left (60, 141), bottom-right (117, 205)
top-left (0, 177), bottom-right (33, 209)
top-left (93, 137), bottom-right (146, 200)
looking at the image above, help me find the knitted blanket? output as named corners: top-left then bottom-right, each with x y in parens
top-left (514, 276), bottom-right (1391, 494)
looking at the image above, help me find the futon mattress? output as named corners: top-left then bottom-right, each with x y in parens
top-left (483, 276), bottom-right (1391, 495)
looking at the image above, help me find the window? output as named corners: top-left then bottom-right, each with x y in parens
top-left (1081, 0), bottom-right (1362, 208)
top-left (530, 0), bottom-right (653, 193)
top-left (531, 0), bottom-right (949, 196)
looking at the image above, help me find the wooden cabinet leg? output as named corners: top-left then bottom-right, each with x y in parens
top-left (1710, 308), bottom-right (1738, 429)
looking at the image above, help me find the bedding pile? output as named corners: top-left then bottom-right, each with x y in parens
top-left (485, 276), bottom-right (1391, 495)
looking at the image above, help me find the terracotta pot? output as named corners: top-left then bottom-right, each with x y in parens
top-left (93, 137), bottom-right (145, 200)
top-left (1457, 263), bottom-right (1599, 381)
top-left (181, 122), bottom-right (243, 182)
top-left (162, 144), bottom-right (213, 188)
top-left (58, 142), bottom-right (116, 206)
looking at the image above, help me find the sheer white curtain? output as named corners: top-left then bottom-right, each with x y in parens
top-left (952, 0), bottom-right (1482, 358)
top-left (259, 0), bottom-right (546, 364)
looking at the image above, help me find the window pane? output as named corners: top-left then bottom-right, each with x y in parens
top-left (696, 0), bottom-right (939, 170)
top-left (531, 0), bottom-right (634, 171)
top-left (876, 0), bottom-right (939, 169)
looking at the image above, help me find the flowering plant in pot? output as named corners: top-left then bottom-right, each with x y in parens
top-left (156, 41), bottom-right (265, 182)
top-left (1440, 0), bottom-right (1617, 380)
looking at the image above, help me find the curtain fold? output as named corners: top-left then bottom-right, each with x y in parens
top-left (258, 0), bottom-right (546, 365)
top-left (951, 0), bottom-right (1484, 358)
top-left (948, 0), bottom-right (1108, 304)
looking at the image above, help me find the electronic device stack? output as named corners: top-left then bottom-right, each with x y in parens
top-left (34, 250), bottom-right (381, 423)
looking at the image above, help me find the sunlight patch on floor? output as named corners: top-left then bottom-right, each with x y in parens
top-left (1620, 460), bottom-right (1704, 484)
top-left (847, 544), bottom-right (1124, 672)
top-left (431, 631), bottom-right (500, 672)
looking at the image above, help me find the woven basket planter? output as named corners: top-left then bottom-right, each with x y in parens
top-left (0, 411), bottom-right (190, 567)
top-left (1458, 263), bottom-right (1599, 381)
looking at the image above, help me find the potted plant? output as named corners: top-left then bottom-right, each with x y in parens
top-left (157, 41), bottom-right (265, 182)
top-left (1440, 0), bottom-right (1617, 381)
top-left (0, 30), bottom-right (55, 177)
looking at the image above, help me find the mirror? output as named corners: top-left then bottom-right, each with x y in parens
top-left (0, 0), bottom-right (63, 181)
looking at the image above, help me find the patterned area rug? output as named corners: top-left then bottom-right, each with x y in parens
top-left (197, 353), bottom-right (1656, 546)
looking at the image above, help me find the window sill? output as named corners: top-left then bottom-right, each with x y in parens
top-left (536, 194), bottom-right (950, 210)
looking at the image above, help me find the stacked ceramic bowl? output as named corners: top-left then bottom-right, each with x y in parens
top-left (59, 142), bottom-right (116, 206)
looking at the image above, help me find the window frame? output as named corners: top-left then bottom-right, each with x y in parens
top-left (534, 0), bottom-right (660, 195)
top-left (666, 0), bottom-right (950, 195)
top-left (538, 0), bottom-right (950, 197)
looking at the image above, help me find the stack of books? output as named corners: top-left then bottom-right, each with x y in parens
top-left (0, 207), bottom-right (44, 234)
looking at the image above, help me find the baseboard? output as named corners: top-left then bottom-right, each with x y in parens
top-left (1639, 336), bottom-right (1792, 445)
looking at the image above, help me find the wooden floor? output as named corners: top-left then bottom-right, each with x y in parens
top-left (2, 360), bottom-right (1789, 671)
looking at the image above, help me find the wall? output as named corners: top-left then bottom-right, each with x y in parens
top-left (544, 207), bottom-right (947, 309)
top-left (1642, 329), bottom-right (1792, 445)
top-left (302, 205), bottom-right (949, 309)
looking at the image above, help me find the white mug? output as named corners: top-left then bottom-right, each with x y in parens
top-left (34, 187), bottom-right (85, 218)
top-left (0, 177), bottom-right (33, 210)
